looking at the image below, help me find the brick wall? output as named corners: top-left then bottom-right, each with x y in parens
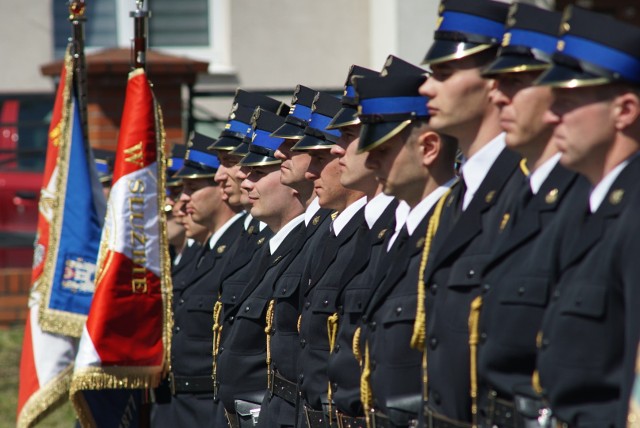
top-left (0, 269), bottom-right (31, 327)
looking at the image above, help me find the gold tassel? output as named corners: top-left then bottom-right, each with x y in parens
top-left (468, 296), bottom-right (483, 428)
top-left (326, 312), bottom-right (339, 426)
top-left (211, 300), bottom-right (223, 387)
top-left (519, 158), bottom-right (531, 177)
top-left (352, 326), bottom-right (362, 366)
top-left (361, 342), bottom-right (374, 428)
top-left (264, 299), bottom-right (275, 388)
top-left (327, 312), bottom-right (339, 352)
top-left (297, 314), bottom-right (302, 334)
top-left (410, 188), bottom-right (452, 403)
top-left (411, 188), bottom-right (451, 350)
top-left (532, 331), bottom-right (543, 394)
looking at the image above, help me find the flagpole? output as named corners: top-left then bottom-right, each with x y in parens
top-left (131, 3), bottom-right (153, 426)
top-left (131, 0), bottom-right (151, 70)
top-left (69, 0), bottom-right (89, 145)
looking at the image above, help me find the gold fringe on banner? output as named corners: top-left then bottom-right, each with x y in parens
top-left (17, 364), bottom-right (74, 428)
top-left (70, 366), bottom-right (162, 428)
top-left (152, 89), bottom-right (173, 375)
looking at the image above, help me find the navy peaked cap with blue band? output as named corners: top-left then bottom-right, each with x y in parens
top-left (209, 104), bottom-right (254, 152)
top-left (483, 4), bottom-right (561, 76)
top-left (175, 132), bottom-right (220, 179)
top-left (271, 85), bottom-right (318, 140)
top-left (233, 89), bottom-right (290, 117)
top-left (239, 108), bottom-right (286, 167)
top-left (166, 144), bottom-right (187, 186)
top-left (291, 93), bottom-right (342, 151)
top-left (423, 0), bottom-right (509, 65)
top-left (353, 74), bottom-right (429, 153)
top-left (210, 90), bottom-right (288, 151)
top-left (93, 149), bottom-right (115, 184)
top-left (326, 65), bottom-right (379, 130)
top-left (380, 55), bottom-right (427, 76)
top-left (536, 6), bottom-right (640, 88)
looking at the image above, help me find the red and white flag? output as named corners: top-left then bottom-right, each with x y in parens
top-left (70, 68), bottom-right (172, 427)
top-left (17, 45), bottom-right (106, 428)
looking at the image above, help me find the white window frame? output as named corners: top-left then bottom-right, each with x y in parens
top-left (110, 0), bottom-right (232, 74)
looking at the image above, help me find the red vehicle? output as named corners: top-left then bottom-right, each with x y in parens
top-left (0, 94), bottom-right (53, 268)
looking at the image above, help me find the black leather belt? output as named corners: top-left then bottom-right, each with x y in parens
top-left (168, 373), bottom-right (213, 394)
top-left (270, 372), bottom-right (298, 405)
top-left (486, 391), bottom-right (516, 428)
top-left (369, 410), bottom-right (418, 428)
top-left (303, 406), bottom-right (331, 428)
top-left (335, 411), bottom-right (367, 428)
top-left (423, 409), bottom-right (471, 428)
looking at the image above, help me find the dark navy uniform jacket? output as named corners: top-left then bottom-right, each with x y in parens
top-left (153, 212), bottom-right (246, 428)
top-left (423, 147), bottom-right (522, 422)
top-left (298, 201), bottom-right (367, 410)
top-left (258, 206), bottom-right (332, 428)
top-left (359, 186), bottom-right (453, 424)
top-left (171, 212), bottom-right (246, 378)
top-left (216, 218), bottom-right (305, 414)
top-left (215, 218), bottom-right (272, 319)
top-left (537, 156), bottom-right (640, 427)
top-left (476, 162), bottom-right (589, 415)
top-left (327, 197), bottom-right (398, 416)
top-left (171, 240), bottom-right (201, 291)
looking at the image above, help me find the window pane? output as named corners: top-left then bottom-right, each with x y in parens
top-left (53, 0), bottom-right (118, 58)
top-left (148, 0), bottom-right (209, 47)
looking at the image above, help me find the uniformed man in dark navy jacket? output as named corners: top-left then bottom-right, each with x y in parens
top-left (417, 1), bottom-right (525, 425)
top-left (213, 107), bottom-right (309, 428)
top-left (470, 5), bottom-right (589, 427)
top-left (323, 63), bottom-right (399, 428)
top-left (151, 132), bottom-right (245, 428)
top-left (352, 66), bottom-right (457, 428)
top-left (257, 85), bottom-right (334, 428)
top-left (206, 90), bottom-right (291, 316)
top-left (531, 7), bottom-right (640, 427)
top-left (290, 92), bottom-right (370, 428)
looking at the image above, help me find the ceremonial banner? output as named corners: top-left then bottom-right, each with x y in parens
top-left (70, 68), bottom-right (172, 427)
top-left (17, 47), bottom-right (105, 428)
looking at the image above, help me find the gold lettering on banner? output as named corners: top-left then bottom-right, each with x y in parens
top-left (129, 178), bottom-right (148, 293)
top-left (124, 142), bottom-right (144, 167)
top-left (49, 122), bottom-right (62, 147)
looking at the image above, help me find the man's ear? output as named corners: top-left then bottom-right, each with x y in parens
top-left (614, 91), bottom-right (640, 131)
top-left (417, 130), bottom-right (441, 167)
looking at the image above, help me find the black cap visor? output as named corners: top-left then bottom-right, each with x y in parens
top-left (535, 62), bottom-right (612, 88)
top-left (230, 141), bottom-right (251, 157)
top-left (423, 40), bottom-right (494, 66)
top-left (166, 176), bottom-right (183, 187)
top-left (357, 120), bottom-right (413, 153)
top-left (291, 128), bottom-right (338, 151)
top-left (98, 174), bottom-right (113, 184)
top-left (326, 106), bottom-right (359, 130)
top-left (208, 135), bottom-right (244, 152)
top-left (482, 53), bottom-right (549, 77)
top-left (271, 122), bottom-right (306, 140)
top-left (174, 161), bottom-right (217, 179)
top-left (238, 145), bottom-right (282, 167)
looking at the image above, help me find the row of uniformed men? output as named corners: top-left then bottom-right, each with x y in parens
top-left (147, 0), bottom-right (640, 427)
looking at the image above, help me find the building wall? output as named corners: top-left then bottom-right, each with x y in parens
top-left (229, 0), bottom-right (371, 90)
top-left (0, 0), bottom-right (54, 92)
